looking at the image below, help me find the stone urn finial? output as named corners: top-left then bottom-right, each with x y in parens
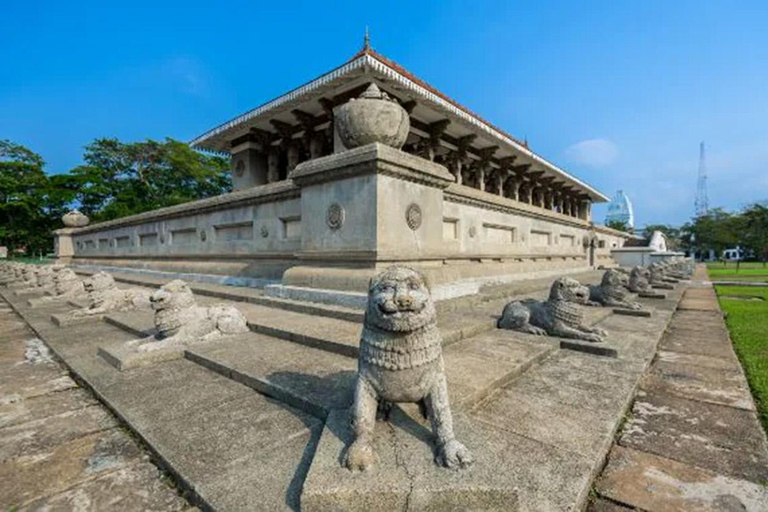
top-left (334, 83), bottom-right (410, 150)
top-left (62, 210), bottom-right (90, 228)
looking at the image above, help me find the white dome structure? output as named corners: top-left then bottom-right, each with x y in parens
top-left (605, 190), bottom-right (634, 228)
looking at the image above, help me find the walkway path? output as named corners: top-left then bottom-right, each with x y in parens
top-left (0, 298), bottom-right (193, 511)
top-left (590, 267), bottom-right (768, 511)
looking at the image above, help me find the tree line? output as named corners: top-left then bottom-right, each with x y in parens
top-left (0, 138), bottom-right (231, 256)
top-left (629, 204), bottom-right (768, 264)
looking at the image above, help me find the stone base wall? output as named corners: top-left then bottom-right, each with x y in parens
top-left (56, 144), bottom-right (634, 295)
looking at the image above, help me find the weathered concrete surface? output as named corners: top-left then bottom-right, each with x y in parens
top-left (597, 446), bottom-right (768, 512)
top-left (621, 389), bottom-right (768, 483)
top-left (591, 269), bottom-right (768, 511)
top-left (1, 268), bottom-right (685, 511)
top-left (302, 406), bottom-right (519, 511)
top-left (0, 301), bottom-right (189, 511)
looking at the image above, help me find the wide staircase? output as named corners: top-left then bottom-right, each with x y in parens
top-left (0, 267), bottom-right (686, 511)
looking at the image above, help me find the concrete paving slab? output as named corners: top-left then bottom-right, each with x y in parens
top-left (597, 446), bottom-right (768, 512)
top-left (51, 311), bottom-right (106, 327)
top-left (186, 333), bottom-right (356, 419)
top-left (0, 404), bottom-right (117, 462)
top-left (657, 350), bottom-right (742, 371)
top-left (620, 390), bottom-right (768, 483)
top-left (302, 406), bottom-right (519, 512)
top-left (642, 359), bottom-right (755, 410)
top-left (0, 387), bottom-right (98, 429)
top-left (22, 462), bottom-right (190, 511)
top-left (510, 355), bottom-right (638, 414)
top-left (96, 359), bottom-right (255, 434)
top-left (475, 385), bottom-right (619, 460)
top-left (0, 364), bottom-right (76, 403)
top-left (141, 392), bottom-right (322, 509)
top-left (0, 428), bottom-right (142, 509)
top-left (443, 331), bottom-right (557, 408)
top-left (660, 330), bottom-right (736, 360)
top-left (195, 423), bottom-right (321, 512)
top-left (104, 310), bottom-right (156, 337)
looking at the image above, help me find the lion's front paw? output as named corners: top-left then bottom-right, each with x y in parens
top-left (582, 332), bottom-right (605, 343)
top-left (586, 300), bottom-right (601, 307)
top-left (344, 439), bottom-right (377, 471)
top-left (436, 439), bottom-right (473, 470)
top-left (592, 327), bottom-right (608, 337)
top-left (526, 325), bottom-right (547, 336)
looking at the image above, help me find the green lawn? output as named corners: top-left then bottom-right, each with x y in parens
top-left (714, 284), bottom-right (768, 434)
top-left (707, 263), bottom-right (768, 282)
top-left (707, 261), bottom-right (768, 271)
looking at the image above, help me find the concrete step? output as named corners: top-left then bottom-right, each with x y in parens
top-left (184, 327), bottom-right (558, 422)
top-left (74, 268), bottom-right (365, 323)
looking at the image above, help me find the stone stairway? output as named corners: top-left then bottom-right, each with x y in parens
top-left (0, 268), bottom-right (687, 511)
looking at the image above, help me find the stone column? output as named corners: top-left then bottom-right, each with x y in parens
top-left (231, 146), bottom-right (268, 190)
top-left (267, 150), bottom-right (280, 183)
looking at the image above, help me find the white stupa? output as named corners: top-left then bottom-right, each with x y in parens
top-left (605, 190), bottom-right (634, 228)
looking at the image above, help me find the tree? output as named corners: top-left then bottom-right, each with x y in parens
top-left (69, 138), bottom-right (231, 222)
top-left (0, 140), bottom-right (69, 255)
top-left (741, 202), bottom-right (768, 266)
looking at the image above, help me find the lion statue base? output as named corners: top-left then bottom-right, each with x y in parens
top-left (588, 269), bottom-right (643, 310)
top-left (344, 266), bottom-right (472, 472)
top-left (498, 277), bottom-right (608, 343)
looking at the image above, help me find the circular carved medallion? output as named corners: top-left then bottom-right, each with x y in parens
top-left (326, 203), bottom-right (345, 230)
top-left (261, 226), bottom-right (269, 238)
top-left (405, 203), bottom-right (422, 231)
top-left (200, 230), bottom-right (207, 242)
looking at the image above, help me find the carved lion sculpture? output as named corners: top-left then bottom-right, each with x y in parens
top-left (588, 269), bottom-right (643, 310)
top-left (70, 271), bottom-right (151, 317)
top-left (650, 262), bottom-right (677, 285)
top-left (344, 266), bottom-right (472, 472)
top-left (628, 266), bottom-right (651, 293)
top-left (53, 268), bottom-right (85, 297)
top-left (125, 280), bottom-right (249, 352)
top-left (33, 268), bottom-right (85, 304)
top-left (498, 276), bottom-right (608, 342)
top-left (35, 265), bottom-right (60, 288)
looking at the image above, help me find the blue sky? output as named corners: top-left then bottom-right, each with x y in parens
top-left (2, 0), bottom-right (767, 227)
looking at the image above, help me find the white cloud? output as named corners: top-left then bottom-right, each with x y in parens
top-left (565, 138), bottom-right (619, 168)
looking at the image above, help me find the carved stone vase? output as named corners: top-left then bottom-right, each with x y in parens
top-left (62, 210), bottom-right (90, 228)
top-left (334, 83), bottom-right (410, 150)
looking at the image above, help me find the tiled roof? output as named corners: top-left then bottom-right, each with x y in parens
top-left (349, 48), bottom-right (530, 149)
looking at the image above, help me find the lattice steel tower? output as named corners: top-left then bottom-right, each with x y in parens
top-left (694, 141), bottom-right (709, 217)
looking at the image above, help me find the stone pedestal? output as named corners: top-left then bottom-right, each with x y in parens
top-left (301, 406), bottom-right (517, 511)
top-left (271, 143), bottom-right (455, 298)
top-left (53, 227), bottom-right (77, 262)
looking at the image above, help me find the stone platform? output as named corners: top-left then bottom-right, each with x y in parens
top-left (0, 269), bottom-right (686, 511)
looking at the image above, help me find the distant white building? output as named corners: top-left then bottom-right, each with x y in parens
top-left (605, 190), bottom-right (634, 229)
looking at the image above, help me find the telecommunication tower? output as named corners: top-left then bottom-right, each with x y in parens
top-left (694, 142), bottom-right (709, 217)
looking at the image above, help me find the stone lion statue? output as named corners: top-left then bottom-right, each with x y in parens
top-left (650, 262), bottom-right (677, 285)
top-left (344, 266), bottom-right (472, 472)
top-left (34, 265), bottom-right (61, 288)
top-left (497, 276), bottom-right (608, 343)
top-left (30, 267), bottom-right (85, 305)
top-left (0, 263), bottom-right (24, 284)
top-left (125, 280), bottom-right (249, 353)
top-left (628, 266), bottom-right (651, 293)
top-left (588, 269), bottom-right (643, 310)
top-left (69, 271), bottom-right (151, 317)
